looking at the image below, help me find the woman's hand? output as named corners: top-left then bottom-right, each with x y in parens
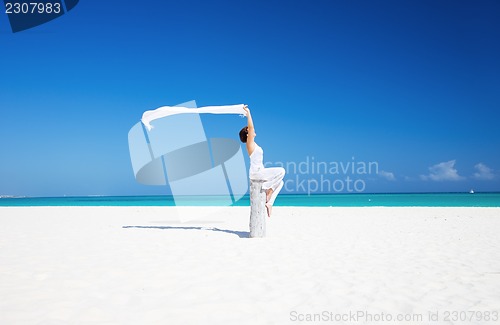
top-left (243, 105), bottom-right (250, 117)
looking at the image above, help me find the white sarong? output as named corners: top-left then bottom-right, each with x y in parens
top-left (142, 104), bottom-right (246, 131)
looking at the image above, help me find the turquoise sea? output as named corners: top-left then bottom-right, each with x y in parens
top-left (1, 193), bottom-right (499, 207)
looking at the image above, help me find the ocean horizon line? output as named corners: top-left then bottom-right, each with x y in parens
top-left (1, 192), bottom-right (499, 207)
top-left (2, 191), bottom-right (500, 199)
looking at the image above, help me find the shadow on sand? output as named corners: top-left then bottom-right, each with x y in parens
top-left (122, 225), bottom-right (249, 238)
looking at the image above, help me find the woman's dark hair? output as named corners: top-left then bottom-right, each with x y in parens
top-left (239, 126), bottom-right (248, 143)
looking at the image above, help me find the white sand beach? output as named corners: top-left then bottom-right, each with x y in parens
top-left (1, 207), bottom-right (499, 324)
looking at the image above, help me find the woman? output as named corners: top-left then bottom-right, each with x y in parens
top-left (239, 105), bottom-right (285, 217)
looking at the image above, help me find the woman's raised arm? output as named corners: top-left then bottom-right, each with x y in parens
top-left (243, 105), bottom-right (256, 155)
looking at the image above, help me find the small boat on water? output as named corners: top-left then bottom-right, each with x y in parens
top-left (469, 189), bottom-right (475, 194)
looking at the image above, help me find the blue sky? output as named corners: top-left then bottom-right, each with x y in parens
top-left (1, 0), bottom-right (499, 196)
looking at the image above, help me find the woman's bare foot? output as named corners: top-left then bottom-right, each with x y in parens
top-left (266, 188), bottom-right (273, 203)
top-left (266, 203), bottom-right (273, 218)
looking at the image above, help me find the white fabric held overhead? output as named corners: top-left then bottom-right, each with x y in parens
top-left (142, 104), bottom-right (246, 131)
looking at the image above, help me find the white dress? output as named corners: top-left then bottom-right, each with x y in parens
top-left (249, 144), bottom-right (285, 206)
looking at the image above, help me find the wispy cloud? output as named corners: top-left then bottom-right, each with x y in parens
top-left (473, 163), bottom-right (495, 180)
top-left (420, 160), bottom-right (465, 181)
top-left (378, 170), bottom-right (396, 181)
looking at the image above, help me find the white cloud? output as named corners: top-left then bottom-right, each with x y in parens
top-left (420, 160), bottom-right (465, 181)
top-left (473, 163), bottom-right (495, 180)
top-left (378, 170), bottom-right (396, 181)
